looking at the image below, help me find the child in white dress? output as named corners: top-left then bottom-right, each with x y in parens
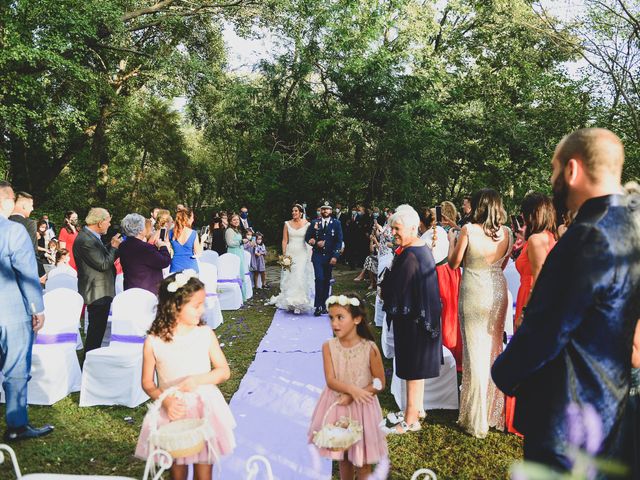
top-left (135, 271), bottom-right (236, 480)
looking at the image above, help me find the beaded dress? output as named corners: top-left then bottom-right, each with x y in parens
top-left (457, 224), bottom-right (512, 438)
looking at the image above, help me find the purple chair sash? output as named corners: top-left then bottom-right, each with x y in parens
top-left (35, 333), bottom-right (78, 345)
top-left (111, 334), bottom-right (145, 344)
top-left (206, 293), bottom-right (218, 297)
top-left (218, 278), bottom-right (243, 289)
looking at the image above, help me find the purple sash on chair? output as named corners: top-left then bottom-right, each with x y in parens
top-left (35, 333), bottom-right (78, 345)
top-left (206, 293), bottom-right (218, 297)
top-left (110, 334), bottom-right (145, 344)
top-left (218, 278), bottom-right (243, 289)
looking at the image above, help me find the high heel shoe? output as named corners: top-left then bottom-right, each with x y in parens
top-left (386, 410), bottom-right (426, 425)
top-left (383, 420), bottom-right (422, 435)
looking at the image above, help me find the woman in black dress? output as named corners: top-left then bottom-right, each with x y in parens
top-left (381, 205), bottom-right (442, 434)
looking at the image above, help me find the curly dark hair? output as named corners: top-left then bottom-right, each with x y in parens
top-left (148, 273), bottom-right (206, 342)
top-left (471, 188), bottom-right (507, 240)
top-left (326, 292), bottom-right (375, 341)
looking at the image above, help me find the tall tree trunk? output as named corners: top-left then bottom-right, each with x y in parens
top-left (91, 102), bottom-right (111, 203)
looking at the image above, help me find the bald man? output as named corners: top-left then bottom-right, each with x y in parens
top-left (492, 128), bottom-right (640, 474)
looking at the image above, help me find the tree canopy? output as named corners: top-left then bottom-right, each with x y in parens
top-left (1, 0), bottom-right (637, 241)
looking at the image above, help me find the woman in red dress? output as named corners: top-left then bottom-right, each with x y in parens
top-left (506, 193), bottom-right (557, 436)
top-left (58, 210), bottom-right (79, 270)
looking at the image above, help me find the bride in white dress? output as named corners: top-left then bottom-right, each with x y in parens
top-left (268, 204), bottom-right (315, 313)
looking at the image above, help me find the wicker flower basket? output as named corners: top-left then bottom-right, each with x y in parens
top-left (312, 402), bottom-right (363, 453)
top-left (150, 418), bottom-right (206, 458)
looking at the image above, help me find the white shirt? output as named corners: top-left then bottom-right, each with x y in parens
top-left (420, 225), bottom-right (449, 264)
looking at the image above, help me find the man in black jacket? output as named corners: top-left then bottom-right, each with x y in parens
top-left (73, 208), bottom-right (122, 352)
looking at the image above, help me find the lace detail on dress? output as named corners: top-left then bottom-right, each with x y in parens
top-left (328, 338), bottom-right (373, 389)
top-left (268, 221), bottom-right (315, 312)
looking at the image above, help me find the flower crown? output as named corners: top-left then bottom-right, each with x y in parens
top-left (325, 295), bottom-right (361, 307)
top-left (167, 269), bottom-right (198, 293)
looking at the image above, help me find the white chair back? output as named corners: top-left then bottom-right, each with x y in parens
top-left (503, 259), bottom-right (520, 306)
top-left (110, 288), bottom-right (157, 337)
top-left (115, 273), bottom-right (124, 295)
top-left (200, 250), bottom-right (219, 266)
top-left (47, 264), bottom-right (77, 280)
top-left (199, 262), bottom-right (219, 293)
top-left (243, 250), bottom-right (251, 274)
top-left (42, 289), bottom-right (83, 334)
top-left (45, 274), bottom-right (77, 292)
top-left (218, 253), bottom-right (241, 281)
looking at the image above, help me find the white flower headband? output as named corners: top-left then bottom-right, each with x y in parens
top-left (167, 269), bottom-right (199, 293)
top-left (325, 295), bottom-right (361, 307)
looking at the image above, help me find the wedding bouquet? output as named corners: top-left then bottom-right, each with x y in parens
top-left (278, 254), bottom-right (293, 272)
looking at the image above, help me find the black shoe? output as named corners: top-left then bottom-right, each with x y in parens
top-left (314, 307), bottom-right (322, 317)
top-left (4, 423), bottom-right (54, 442)
top-left (321, 307), bottom-right (329, 315)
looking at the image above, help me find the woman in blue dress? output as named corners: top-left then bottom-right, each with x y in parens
top-left (225, 213), bottom-right (247, 300)
top-left (169, 207), bottom-right (201, 273)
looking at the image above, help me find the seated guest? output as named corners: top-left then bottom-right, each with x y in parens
top-left (47, 249), bottom-right (77, 279)
top-left (169, 207), bottom-right (201, 273)
top-left (44, 239), bottom-right (58, 266)
top-left (118, 213), bottom-right (171, 295)
top-left (58, 210), bottom-right (79, 270)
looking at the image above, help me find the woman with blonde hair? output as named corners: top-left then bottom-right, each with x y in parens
top-left (168, 207), bottom-right (201, 273)
top-left (440, 201), bottom-right (459, 232)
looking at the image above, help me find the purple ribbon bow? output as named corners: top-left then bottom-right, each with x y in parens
top-left (35, 333), bottom-right (78, 345)
top-left (218, 278), bottom-right (243, 289)
top-left (110, 334), bottom-right (145, 344)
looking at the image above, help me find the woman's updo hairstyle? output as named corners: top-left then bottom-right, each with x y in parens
top-left (148, 273), bottom-right (206, 342)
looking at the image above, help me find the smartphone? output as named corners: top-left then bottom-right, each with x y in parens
top-left (511, 215), bottom-right (521, 231)
top-left (159, 228), bottom-right (167, 241)
top-left (435, 205), bottom-right (443, 223)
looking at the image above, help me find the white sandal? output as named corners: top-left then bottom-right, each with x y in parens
top-left (384, 420), bottom-right (422, 435)
top-left (386, 410), bottom-right (426, 425)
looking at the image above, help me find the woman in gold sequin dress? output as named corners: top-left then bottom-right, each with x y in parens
top-left (448, 189), bottom-right (513, 438)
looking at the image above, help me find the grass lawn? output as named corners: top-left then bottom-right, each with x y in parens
top-left (0, 264), bottom-right (522, 479)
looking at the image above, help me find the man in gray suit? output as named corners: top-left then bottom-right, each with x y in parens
top-left (73, 208), bottom-right (122, 352)
top-left (0, 181), bottom-right (53, 441)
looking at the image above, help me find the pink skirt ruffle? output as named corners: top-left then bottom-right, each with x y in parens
top-left (308, 388), bottom-right (388, 467)
top-left (135, 385), bottom-right (236, 465)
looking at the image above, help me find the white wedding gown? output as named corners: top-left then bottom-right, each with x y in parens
top-left (268, 221), bottom-right (315, 313)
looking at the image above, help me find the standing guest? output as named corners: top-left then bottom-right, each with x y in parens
top-left (239, 206), bottom-right (252, 233)
top-left (9, 192), bottom-right (42, 276)
top-left (252, 233), bottom-right (267, 289)
top-left (74, 208), bottom-right (123, 352)
top-left (36, 220), bottom-right (50, 265)
top-left (225, 213), bottom-right (248, 300)
top-left (505, 193), bottom-right (557, 437)
top-left (149, 207), bottom-right (160, 228)
top-left (118, 213), bottom-right (172, 295)
top-left (41, 214), bottom-right (56, 240)
top-left (47, 249), bottom-right (77, 280)
top-left (420, 209), bottom-right (463, 370)
top-left (457, 196), bottom-right (472, 227)
top-left (492, 128), bottom-right (640, 472)
top-left (208, 216), bottom-right (227, 256)
top-left (628, 319), bottom-right (640, 478)
top-left (381, 205), bottom-right (442, 434)
top-left (448, 189), bottom-right (512, 438)
top-left (169, 207), bottom-right (201, 274)
top-left (58, 210), bottom-right (79, 270)
top-left (440, 201), bottom-right (459, 232)
top-left (0, 181), bottom-right (53, 441)
top-left (219, 211), bottom-right (229, 229)
top-left (149, 209), bottom-right (172, 243)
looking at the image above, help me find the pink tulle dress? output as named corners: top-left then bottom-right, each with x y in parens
top-left (308, 338), bottom-right (388, 467)
top-left (135, 326), bottom-right (236, 464)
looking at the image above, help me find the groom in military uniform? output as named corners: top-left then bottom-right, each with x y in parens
top-left (305, 201), bottom-right (344, 316)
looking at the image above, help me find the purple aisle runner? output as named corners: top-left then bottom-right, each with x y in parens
top-left (219, 309), bottom-right (334, 479)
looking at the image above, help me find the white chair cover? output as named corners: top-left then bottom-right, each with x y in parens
top-left (243, 250), bottom-right (253, 300)
top-left (200, 250), bottom-right (219, 266)
top-left (115, 273), bottom-right (124, 295)
top-left (391, 348), bottom-right (459, 411)
top-left (217, 253), bottom-right (243, 310)
top-left (46, 264), bottom-right (77, 280)
top-left (373, 253), bottom-right (393, 327)
top-left (199, 263), bottom-right (224, 329)
top-left (80, 288), bottom-right (157, 407)
top-left (26, 288), bottom-right (83, 405)
top-left (44, 273), bottom-right (78, 292)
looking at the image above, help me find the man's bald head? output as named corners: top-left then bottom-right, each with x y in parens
top-left (554, 128), bottom-right (624, 183)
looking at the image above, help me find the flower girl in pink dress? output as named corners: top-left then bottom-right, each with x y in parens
top-left (308, 293), bottom-right (388, 479)
top-left (135, 271), bottom-right (236, 480)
